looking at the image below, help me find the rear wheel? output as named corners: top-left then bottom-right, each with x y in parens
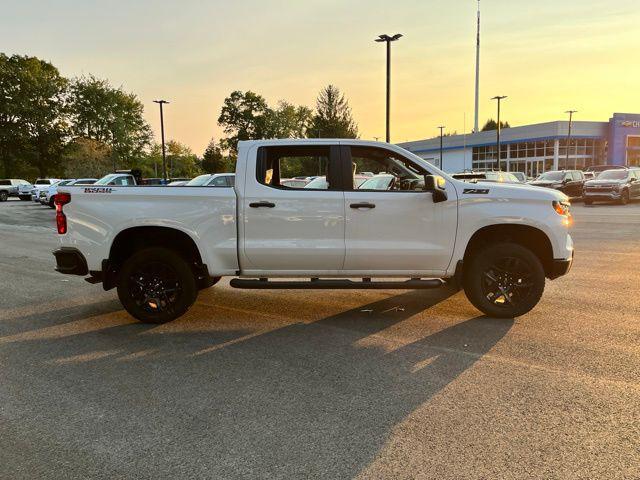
top-left (463, 243), bottom-right (545, 319)
top-left (117, 247), bottom-right (197, 323)
top-left (0, 191), bottom-right (8, 202)
top-left (19, 195), bottom-right (30, 201)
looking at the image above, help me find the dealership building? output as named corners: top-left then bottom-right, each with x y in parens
top-left (398, 112), bottom-right (640, 177)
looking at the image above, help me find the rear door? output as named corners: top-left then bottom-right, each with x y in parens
top-left (341, 145), bottom-right (458, 274)
top-left (241, 144), bottom-right (345, 273)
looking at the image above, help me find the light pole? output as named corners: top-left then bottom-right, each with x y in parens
top-left (375, 33), bottom-right (402, 143)
top-left (492, 96), bottom-right (507, 170)
top-left (153, 99), bottom-right (170, 182)
top-left (438, 126), bottom-right (446, 170)
top-left (565, 110), bottom-right (577, 170)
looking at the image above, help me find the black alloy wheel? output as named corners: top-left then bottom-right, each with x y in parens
top-left (463, 242), bottom-right (545, 319)
top-left (117, 247), bottom-right (197, 323)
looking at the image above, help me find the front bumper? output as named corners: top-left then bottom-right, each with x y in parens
top-left (53, 248), bottom-right (89, 276)
top-left (549, 255), bottom-right (573, 280)
top-left (583, 190), bottom-right (620, 200)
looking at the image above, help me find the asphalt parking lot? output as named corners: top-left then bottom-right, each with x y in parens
top-left (0, 198), bottom-right (639, 479)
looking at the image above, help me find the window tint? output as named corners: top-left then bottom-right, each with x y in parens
top-left (350, 147), bottom-right (425, 191)
top-left (0, 180), bottom-right (10, 185)
top-left (258, 146), bottom-right (331, 190)
top-left (209, 176), bottom-right (228, 186)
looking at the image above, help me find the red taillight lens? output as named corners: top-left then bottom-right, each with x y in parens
top-left (55, 192), bottom-right (71, 234)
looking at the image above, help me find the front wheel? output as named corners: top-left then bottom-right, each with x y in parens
top-left (463, 243), bottom-right (545, 319)
top-left (117, 247), bottom-right (197, 323)
top-left (618, 189), bottom-right (630, 205)
top-left (0, 191), bottom-right (8, 202)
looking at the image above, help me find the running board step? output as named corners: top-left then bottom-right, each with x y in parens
top-left (230, 278), bottom-right (444, 290)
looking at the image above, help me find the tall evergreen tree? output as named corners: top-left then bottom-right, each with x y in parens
top-left (309, 85), bottom-right (358, 139)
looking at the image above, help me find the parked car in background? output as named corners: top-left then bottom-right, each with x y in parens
top-left (583, 168), bottom-right (640, 205)
top-left (529, 170), bottom-right (585, 198)
top-left (42, 178), bottom-right (97, 207)
top-left (168, 180), bottom-right (190, 186)
top-left (301, 175), bottom-right (370, 190)
top-left (0, 179), bottom-right (31, 201)
top-left (17, 181), bottom-right (34, 200)
top-left (452, 171), bottom-right (521, 184)
top-left (583, 171), bottom-right (596, 181)
top-left (281, 178), bottom-right (310, 188)
top-left (94, 173), bottom-right (138, 186)
top-left (31, 178), bottom-right (61, 201)
top-left (509, 172), bottom-right (528, 183)
top-left (185, 173), bottom-right (235, 187)
top-left (585, 165), bottom-right (628, 177)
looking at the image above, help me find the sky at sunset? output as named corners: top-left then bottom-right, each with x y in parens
top-left (2, 0), bottom-right (640, 153)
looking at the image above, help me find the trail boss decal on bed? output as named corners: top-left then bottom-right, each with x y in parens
top-left (463, 188), bottom-right (490, 195)
top-left (84, 187), bottom-right (114, 194)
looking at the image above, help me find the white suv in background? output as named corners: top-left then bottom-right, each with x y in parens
top-left (0, 179), bottom-right (31, 201)
top-left (41, 178), bottom-right (97, 207)
top-left (31, 179), bottom-right (61, 202)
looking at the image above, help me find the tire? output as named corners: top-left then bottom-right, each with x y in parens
top-left (463, 242), bottom-right (545, 319)
top-left (48, 197), bottom-right (55, 208)
top-left (618, 189), bottom-right (629, 205)
top-left (0, 191), bottom-right (8, 202)
top-left (19, 195), bottom-right (31, 201)
top-left (117, 247), bottom-right (197, 323)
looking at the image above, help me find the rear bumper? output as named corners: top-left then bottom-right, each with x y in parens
top-left (549, 255), bottom-right (573, 280)
top-left (53, 248), bottom-right (89, 276)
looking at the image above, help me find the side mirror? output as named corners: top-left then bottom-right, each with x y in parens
top-left (424, 175), bottom-right (448, 203)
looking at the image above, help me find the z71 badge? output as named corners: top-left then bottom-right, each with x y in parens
top-left (84, 187), bottom-right (114, 194)
top-left (463, 188), bottom-right (490, 195)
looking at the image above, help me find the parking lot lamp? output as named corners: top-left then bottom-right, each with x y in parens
top-left (565, 110), bottom-right (577, 169)
top-left (153, 100), bottom-right (170, 182)
top-left (375, 34), bottom-right (402, 143)
top-left (438, 126), bottom-right (446, 170)
top-left (492, 96), bottom-right (507, 170)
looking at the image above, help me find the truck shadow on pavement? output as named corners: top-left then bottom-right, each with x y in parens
top-left (0, 288), bottom-right (514, 478)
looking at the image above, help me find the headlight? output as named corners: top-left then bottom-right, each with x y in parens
top-left (553, 201), bottom-right (572, 226)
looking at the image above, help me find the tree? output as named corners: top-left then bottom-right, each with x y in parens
top-left (0, 54), bottom-right (69, 177)
top-left (202, 138), bottom-right (228, 173)
top-left (217, 91), bottom-right (272, 154)
top-left (69, 75), bottom-right (152, 170)
top-left (267, 101), bottom-right (313, 139)
top-left (309, 85), bottom-right (358, 139)
top-left (63, 137), bottom-right (112, 178)
top-left (481, 119), bottom-right (510, 132)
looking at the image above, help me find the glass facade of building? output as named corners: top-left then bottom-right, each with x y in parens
top-left (472, 138), bottom-right (607, 177)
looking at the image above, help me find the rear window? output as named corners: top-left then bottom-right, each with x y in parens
top-left (0, 180), bottom-right (10, 185)
top-left (35, 179), bottom-right (50, 185)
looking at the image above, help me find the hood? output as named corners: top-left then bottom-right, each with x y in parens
top-left (529, 180), bottom-right (561, 186)
top-left (456, 179), bottom-right (568, 202)
top-left (585, 179), bottom-right (625, 186)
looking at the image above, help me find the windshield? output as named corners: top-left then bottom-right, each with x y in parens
top-left (94, 174), bottom-right (119, 185)
top-left (186, 174), bottom-right (213, 186)
top-left (35, 179), bottom-right (50, 185)
top-left (359, 175), bottom-right (394, 190)
top-left (304, 176), bottom-right (329, 190)
top-left (536, 172), bottom-right (564, 181)
top-left (56, 180), bottom-right (73, 186)
top-left (598, 170), bottom-right (628, 180)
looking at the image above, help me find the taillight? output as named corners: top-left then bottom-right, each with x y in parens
top-left (55, 192), bottom-right (71, 234)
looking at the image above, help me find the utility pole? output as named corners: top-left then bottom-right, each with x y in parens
top-left (492, 96), bottom-right (507, 170)
top-left (566, 110), bottom-right (577, 170)
top-left (438, 126), bottom-right (446, 170)
top-left (153, 99), bottom-right (170, 182)
top-left (375, 34), bottom-right (402, 143)
top-left (474, 0), bottom-right (481, 133)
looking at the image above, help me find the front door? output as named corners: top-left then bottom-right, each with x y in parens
top-left (341, 145), bottom-right (458, 275)
top-left (241, 144), bottom-right (346, 273)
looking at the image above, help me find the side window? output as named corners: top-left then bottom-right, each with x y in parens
top-left (209, 176), bottom-right (228, 187)
top-left (257, 146), bottom-right (332, 190)
top-left (350, 146), bottom-right (426, 192)
top-left (226, 176), bottom-right (235, 187)
top-left (573, 171), bottom-right (583, 181)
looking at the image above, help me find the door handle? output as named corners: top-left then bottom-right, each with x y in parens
top-left (249, 201), bottom-right (276, 208)
top-left (350, 202), bottom-right (376, 209)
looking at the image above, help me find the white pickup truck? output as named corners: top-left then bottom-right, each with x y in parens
top-left (53, 139), bottom-right (573, 323)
